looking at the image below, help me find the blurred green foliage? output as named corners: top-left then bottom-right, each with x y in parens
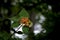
top-left (10, 8), bottom-right (29, 28)
top-left (0, 31), bottom-right (10, 40)
top-left (22, 26), bottom-right (30, 34)
top-left (0, 0), bottom-right (60, 40)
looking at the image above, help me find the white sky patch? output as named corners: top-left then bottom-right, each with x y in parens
top-left (13, 25), bottom-right (23, 32)
top-left (10, 30), bottom-right (14, 34)
top-left (11, 20), bottom-right (26, 40)
top-left (34, 14), bottom-right (46, 35)
top-left (15, 33), bottom-right (28, 40)
top-left (12, 24), bottom-right (27, 40)
top-left (42, 29), bottom-right (46, 33)
top-left (48, 5), bottom-right (52, 10)
top-left (10, 25), bottom-right (24, 40)
top-left (33, 23), bottom-right (43, 35)
top-left (39, 15), bottom-right (45, 23)
top-left (11, 20), bottom-right (14, 24)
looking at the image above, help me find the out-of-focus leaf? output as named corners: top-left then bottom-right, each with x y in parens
top-left (10, 16), bottom-right (19, 22)
top-left (18, 8), bottom-right (29, 19)
top-left (11, 22), bottom-right (19, 28)
top-left (10, 8), bottom-right (29, 21)
top-left (22, 26), bottom-right (30, 34)
top-left (10, 8), bottom-right (29, 27)
top-left (0, 31), bottom-right (10, 40)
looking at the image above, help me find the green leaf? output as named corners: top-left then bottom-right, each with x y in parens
top-left (10, 16), bottom-right (19, 22)
top-left (11, 22), bottom-right (19, 28)
top-left (10, 8), bottom-right (29, 27)
top-left (18, 8), bottom-right (29, 19)
top-left (22, 26), bottom-right (30, 34)
top-left (10, 8), bottom-right (29, 21)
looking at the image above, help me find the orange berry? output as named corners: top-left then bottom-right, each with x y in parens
top-left (20, 17), bottom-right (29, 26)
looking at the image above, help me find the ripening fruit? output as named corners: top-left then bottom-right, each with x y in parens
top-left (20, 17), bottom-right (29, 23)
top-left (19, 17), bottom-right (30, 26)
